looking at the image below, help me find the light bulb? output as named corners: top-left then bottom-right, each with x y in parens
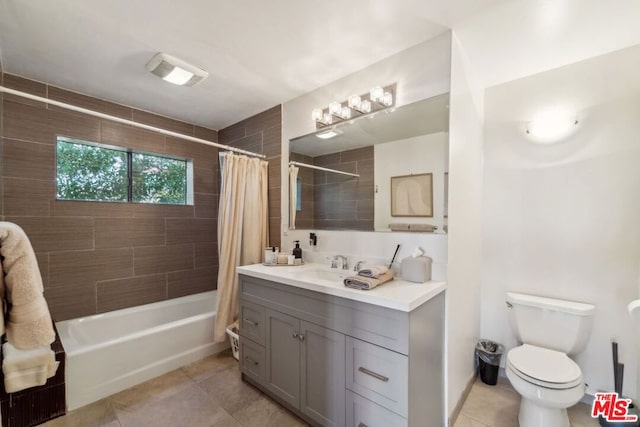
top-left (162, 67), bottom-right (195, 85)
top-left (312, 108), bottom-right (323, 122)
top-left (329, 102), bottom-right (342, 116)
top-left (322, 113), bottom-right (333, 125)
top-left (340, 107), bottom-right (352, 120)
top-left (370, 86), bottom-right (384, 102)
top-left (381, 92), bottom-right (393, 107)
top-left (360, 100), bottom-right (372, 113)
top-left (348, 95), bottom-right (361, 109)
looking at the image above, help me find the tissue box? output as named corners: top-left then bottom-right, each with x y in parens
top-left (401, 256), bottom-right (432, 283)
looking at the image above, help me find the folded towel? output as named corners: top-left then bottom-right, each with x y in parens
top-left (408, 224), bottom-right (436, 232)
top-left (389, 223), bottom-right (436, 232)
top-left (358, 265), bottom-right (389, 278)
top-left (2, 342), bottom-right (59, 393)
top-left (3, 362), bottom-right (59, 393)
top-left (2, 342), bottom-right (55, 372)
top-left (0, 221), bottom-right (55, 349)
top-left (389, 223), bottom-right (410, 231)
top-left (344, 270), bottom-right (394, 291)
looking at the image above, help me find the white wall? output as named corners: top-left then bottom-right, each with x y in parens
top-left (446, 33), bottom-right (485, 418)
top-left (482, 46), bottom-right (640, 399)
top-left (374, 132), bottom-right (449, 231)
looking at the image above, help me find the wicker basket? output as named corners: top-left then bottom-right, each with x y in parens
top-left (226, 325), bottom-right (240, 361)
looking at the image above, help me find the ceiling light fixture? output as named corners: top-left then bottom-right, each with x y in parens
top-left (526, 108), bottom-right (578, 143)
top-left (311, 83), bottom-right (395, 129)
top-left (145, 53), bottom-right (208, 87)
top-left (316, 129), bottom-right (342, 139)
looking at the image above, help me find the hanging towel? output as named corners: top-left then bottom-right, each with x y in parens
top-left (0, 254), bottom-right (5, 336)
top-left (2, 342), bottom-right (58, 393)
top-left (358, 265), bottom-right (389, 279)
top-left (344, 270), bottom-right (394, 291)
top-left (0, 222), bottom-right (55, 349)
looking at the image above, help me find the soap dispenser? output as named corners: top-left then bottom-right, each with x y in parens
top-left (292, 240), bottom-right (302, 259)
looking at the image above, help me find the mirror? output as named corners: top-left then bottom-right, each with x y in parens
top-left (289, 93), bottom-right (449, 232)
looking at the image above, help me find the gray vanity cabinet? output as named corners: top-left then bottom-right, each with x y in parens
top-left (264, 308), bottom-right (346, 427)
top-left (238, 273), bottom-right (445, 427)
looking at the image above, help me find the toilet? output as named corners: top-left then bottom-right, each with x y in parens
top-left (505, 292), bottom-right (595, 427)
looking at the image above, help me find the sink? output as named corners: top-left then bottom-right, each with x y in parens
top-left (303, 268), bottom-right (350, 282)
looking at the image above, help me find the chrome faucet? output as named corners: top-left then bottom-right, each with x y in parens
top-left (353, 261), bottom-right (366, 272)
top-left (332, 255), bottom-right (349, 270)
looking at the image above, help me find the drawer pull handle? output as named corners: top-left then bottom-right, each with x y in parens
top-left (244, 318), bottom-right (259, 327)
top-left (358, 423), bottom-right (368, 427)
top-left (358, 366), bottom-right (389, 382)
top-left (298, 334), bottom-right (305, 341)
top-left (244, 356), bottom-right (259, 366)
top-left (292, 331), bottom-right (299, 339)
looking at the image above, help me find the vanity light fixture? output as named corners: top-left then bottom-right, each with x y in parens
top-left (312, 83), bottom-right (395, 129)
top-left (526, 108), bottom-right (579, 143)
top-left (145, 53), bottom-right (208, 86)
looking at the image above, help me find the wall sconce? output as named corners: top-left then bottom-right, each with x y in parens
top-left (311, 83), bottom-right (396, 129)
top-left (525, 108), bottom-right (579, 143)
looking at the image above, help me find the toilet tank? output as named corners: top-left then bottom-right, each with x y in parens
top-left (506, 292), bottom-right (595, 355)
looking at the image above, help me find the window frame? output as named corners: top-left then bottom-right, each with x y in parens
top-left (55, 136), bottom-right (194, 206)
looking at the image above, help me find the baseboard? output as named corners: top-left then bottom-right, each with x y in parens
top-left (448, 372), bottom-right (476, 427)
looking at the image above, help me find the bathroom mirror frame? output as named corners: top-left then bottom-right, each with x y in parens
top-left (288, 92), bottom-right (450, 233)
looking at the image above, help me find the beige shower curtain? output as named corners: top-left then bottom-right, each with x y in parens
top-left (289, 164), bottom-right (299, 230)
top-left (214, 153), bottom-right (269, 343)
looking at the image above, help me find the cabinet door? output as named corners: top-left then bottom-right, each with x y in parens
top-left (300, 321), bottom-right (346, 427)
top-left (265, 309), bottom-right (300, 408)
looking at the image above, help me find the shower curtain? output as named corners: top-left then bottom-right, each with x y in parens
top-left (214, 153), bottom-right (269, 343)
top-left (289, 164), bottom-right (299, 230)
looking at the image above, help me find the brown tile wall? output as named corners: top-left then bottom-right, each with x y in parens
top-left (218, 106), bottom-right (282, 248)
top-left (1, 73), bottom-right (220, 320)
top-left (313, 146), bottom-right (374, 230)
top-left (289, 152), bottom-right (314, 229)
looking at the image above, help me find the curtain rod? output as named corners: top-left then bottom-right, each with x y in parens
top-left (289, 161), bottom-right (360, 178)
top-left (0, 86), bottom-right (266, 159)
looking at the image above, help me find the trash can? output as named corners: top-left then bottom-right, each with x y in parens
top-left (476, 339), bottom-right (504, 385)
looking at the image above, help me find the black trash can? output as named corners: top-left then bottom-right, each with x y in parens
top-left (475, 339), bottom-right (504, 385)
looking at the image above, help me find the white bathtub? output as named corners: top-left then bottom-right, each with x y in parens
top-left (56, 290), bottom-right (228, 410)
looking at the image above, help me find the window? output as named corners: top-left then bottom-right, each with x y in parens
top-left (56, 137), bottom-right (192, 205)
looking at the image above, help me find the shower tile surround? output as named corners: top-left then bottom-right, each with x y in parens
top-left (290, 146), bottom-right (374, 231)
top-left (0, 73), bottom-right (281, 320)
top-left (218, 105), bottom-right (282, 248)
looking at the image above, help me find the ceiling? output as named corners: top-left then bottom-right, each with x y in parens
top-left (0, 0), bottom-right (502, 130)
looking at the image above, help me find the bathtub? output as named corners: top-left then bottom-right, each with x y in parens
top-left (56, 290), bottom-right (228, 410)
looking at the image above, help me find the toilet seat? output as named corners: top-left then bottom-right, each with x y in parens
top-left (507, 344), bottom-right (583, 390)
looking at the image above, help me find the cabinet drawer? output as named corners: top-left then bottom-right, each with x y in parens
top-left (346, 337), bottom-right (408, 417)
top-left (240, 339), bottom-right (265, 383)
top-left (240, 301), bottom-right (265, 345)
top-left (346, 391), bottom-right (407, 427)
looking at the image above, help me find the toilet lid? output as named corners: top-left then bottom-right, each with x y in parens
top-left (508, 344), bottom-right (582, 387)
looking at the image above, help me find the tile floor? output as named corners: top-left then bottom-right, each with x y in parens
top-left (40, 349), bottom-right (308, 427)
top-left (454, 376), bottom-right (599, 427)
top-left (40, 351), bottom-right (598, 427)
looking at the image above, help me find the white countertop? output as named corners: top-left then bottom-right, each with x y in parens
top-left (236, 263), bottom-right (446, 312)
